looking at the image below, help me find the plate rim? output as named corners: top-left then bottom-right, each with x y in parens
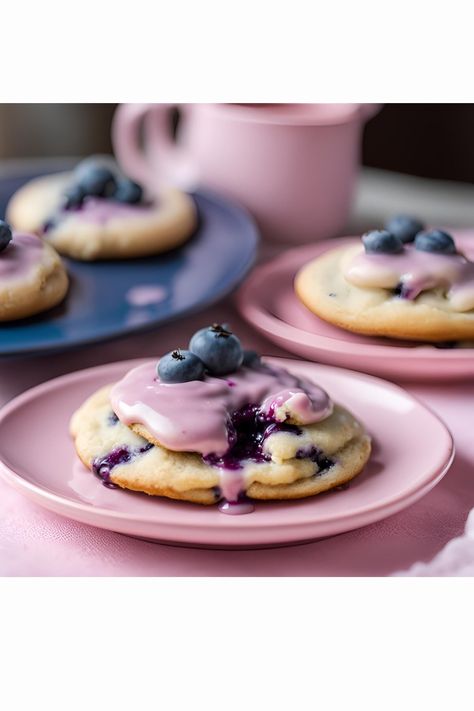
top-left (236, 236), bottom-right (474, 361)
top-left (0, 187), bottom-right (259, 358)
top-left (0, 356), bottom-right (455, 541)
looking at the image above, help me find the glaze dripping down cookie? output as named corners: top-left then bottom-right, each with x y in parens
top-left (295, 222), bottom-right (474, 342)
top-left (70, 324), bottom-right (371, 511)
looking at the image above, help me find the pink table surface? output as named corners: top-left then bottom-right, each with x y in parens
top-left (1, 294), bottom-right (472, 577)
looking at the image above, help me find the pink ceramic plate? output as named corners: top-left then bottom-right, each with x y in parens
top-left (237, 233), bottom-right (474, 381)
top-left (0, 358), bottom-right (453, 548)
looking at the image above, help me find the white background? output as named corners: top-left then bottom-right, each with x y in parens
top-left (1, 1), bottom-right (473, 708)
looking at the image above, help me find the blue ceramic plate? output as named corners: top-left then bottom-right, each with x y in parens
top-left (0, 168), bottom-right (258, 357)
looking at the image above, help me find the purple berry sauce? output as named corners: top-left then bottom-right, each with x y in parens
top-left (203, 403), bottom-right (302, 470)
top-left (92, 442), bottom-right (153, 488)
top-left (295, 446), bottom-right (334, 475)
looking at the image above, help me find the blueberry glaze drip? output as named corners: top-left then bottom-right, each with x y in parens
top-left (203, 403), bottom-right (302, 470)
top-left (92, 442), bottom-right (153, 488)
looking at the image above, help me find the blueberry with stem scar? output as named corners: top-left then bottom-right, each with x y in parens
top-left (157, 349), bottom-right (206, 383)
top-left (0, 220), bottom-right (13, 253)
top-left (190, 323), bottom-right (244, 375)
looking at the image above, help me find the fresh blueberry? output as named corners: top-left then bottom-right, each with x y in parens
top-left (74, 157), bottom-right (110, 179)
top-left (414, 229), bottom-right (456, 255)
top-left (0, 220), bottom-right (13, 253)
top-left (77, 165), bottom-right (117, 198)
top-left (113, 178), bottom-right (143, 204)
top-left (157, 349), bottom-right (206, 383)
top-left (190, 324), bottom-right (244, 375)
top-left (384, 215), bottom-right (424, 243)
top-left (362, 229), bottom-right (404, 254)
top-left (63, 183), bottom-right (86, 210)
top-left (242, 350), bottom-right (261, 368)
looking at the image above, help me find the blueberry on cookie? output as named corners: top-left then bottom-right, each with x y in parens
top-left (362, 229), bottom-right (404, 254)
top-left (157, 349), bottom-right (206, 383)
top-left (414, 229), bottom-right (456, 254)
top-left (75, 164), bottom-right (117, 198)
top-left (295, 227), bottom-right (474, 341)
top-left (113, 178), bottom-right (143, 204)
top-left (384, 214), bottom-right (424, 243)
top-left (70, 324), bottom-right (371, 509)
top-left (6, 156), bottom-right (197, 261)
top-left (189, 323), bottom-right (244, 375)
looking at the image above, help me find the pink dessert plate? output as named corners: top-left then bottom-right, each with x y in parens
top-left (236, 232), bottom-right (474, 381)
top-left (0, 357), bottom-right (454, 548)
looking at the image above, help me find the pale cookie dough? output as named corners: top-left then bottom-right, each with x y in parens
top-left (70, 384), bottom-right (371, 505)
top-left (6, 172), bottom-right (197, 261)
top-left (295, 243), bottom-right (474, 342)
top-left (0, 232), bottom-right (68, 321)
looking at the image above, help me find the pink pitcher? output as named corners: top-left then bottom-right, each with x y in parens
top-left (112, 103), bottom-right (380, 244)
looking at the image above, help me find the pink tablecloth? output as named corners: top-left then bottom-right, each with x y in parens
top-left (1, 298), bottom-right (472, 577)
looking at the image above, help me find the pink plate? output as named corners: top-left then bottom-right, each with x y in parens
top-left (0, 358), bottom-right (454, 548)
top-left (236, 233), bottom-right (474, 381)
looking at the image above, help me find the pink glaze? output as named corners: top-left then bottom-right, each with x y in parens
top-left (218, 499), bottom-right (255, 515)
top-left (63, 197), bottom-right (153, 225)
top-left (0, 233), bottom-right (44, 283)
top-left (110, 361), bottom-right (333, 457)
top-left (219, 469), bottom-right (245, 503)
top-left (125, 285), bottom-right (167, 307)
top-left (345, 245), bottom-right (474, 311)
top-left (0, 355), bottom-right (455, 550)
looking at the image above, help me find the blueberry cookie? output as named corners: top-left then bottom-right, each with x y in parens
top-left (0, 221), bottom-right (68, 321)
top-left (6, 158), bottom-right (197, 261)
top-left (70, 324), bottom-right (371, 510)
top-left (295, 221), bottom-right (474, 342)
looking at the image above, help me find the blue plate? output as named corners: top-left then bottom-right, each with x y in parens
top-left (0, 169), bottom-right (259, 357)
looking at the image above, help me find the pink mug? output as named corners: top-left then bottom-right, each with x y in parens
top-left (112, 103), bottom-right (380, 243)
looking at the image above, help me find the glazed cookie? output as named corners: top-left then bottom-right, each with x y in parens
top-left (0, 221), bottom-right (68, 321)
top-left (6, 160), bottom-right (197, 261)
top-left (70, 324), bottom-right (371, 509)
top-left (295, 226), bottom-right (474, 342)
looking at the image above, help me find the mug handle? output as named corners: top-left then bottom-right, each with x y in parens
top-left (112, 103), bottom-right (197, 191)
